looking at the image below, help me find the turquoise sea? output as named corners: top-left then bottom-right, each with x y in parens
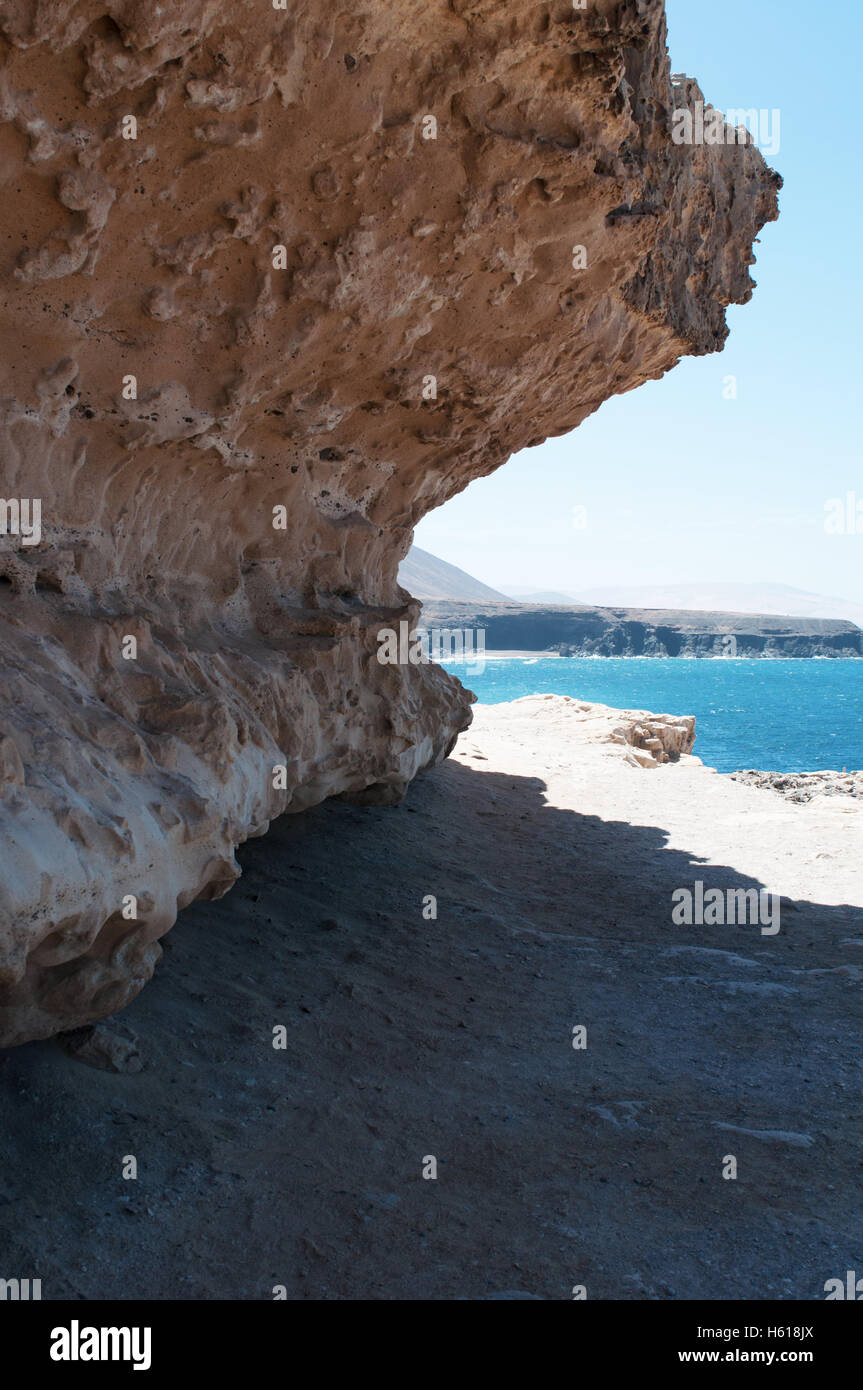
top-left (441, 657), bottom-right (863, 773)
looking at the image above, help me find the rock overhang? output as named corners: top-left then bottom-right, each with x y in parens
top-left (0, 0), bottom-right (780, 1043)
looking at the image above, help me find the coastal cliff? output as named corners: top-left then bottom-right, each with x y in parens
top-left (419, 600), bottom-right (862, 658)
top-left (0, 0), bottom-right (780, 1043)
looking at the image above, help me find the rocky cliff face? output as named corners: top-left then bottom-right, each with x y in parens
top-left (0, 0), bottom-right (780, 1045)
top-left (419, 601), bottom-right (863, 658)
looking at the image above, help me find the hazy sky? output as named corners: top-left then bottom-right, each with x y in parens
top-left (415, 0), bottom-right (862, 604)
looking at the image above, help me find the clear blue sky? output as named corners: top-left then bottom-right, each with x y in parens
top-left (415, 0), bottom-right (863, 606)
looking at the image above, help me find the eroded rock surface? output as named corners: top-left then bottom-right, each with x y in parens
top-left (610, 713), bottom-right (696, 768)
top-left (730, 771), bottom-right (863, 804)
top-left (0, 0), bottom-right (780, 1044)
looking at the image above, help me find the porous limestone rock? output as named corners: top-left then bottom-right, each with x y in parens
top-left (0, 0), bottom-right (780, 1044)
top-left (611, 714), bottom-right (696, 767)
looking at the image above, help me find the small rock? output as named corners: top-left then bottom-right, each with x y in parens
top-left (59, 1022), bottom-right (143, 1074)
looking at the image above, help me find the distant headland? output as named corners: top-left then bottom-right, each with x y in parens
top-left (418, 598), bottom-right (863, 659)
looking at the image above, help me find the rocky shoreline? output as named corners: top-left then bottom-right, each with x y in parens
top-left (729, 770), bottom-right (863, 802)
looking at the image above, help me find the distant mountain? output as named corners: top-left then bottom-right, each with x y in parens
top-left (572, 583), bottom-right (863, 630)
top-left (402, 556), bottom-right (863, 630)
top-left (507, 589), bottom-right (581, 605)
top-left (399, 545), bottom-right (507, 601)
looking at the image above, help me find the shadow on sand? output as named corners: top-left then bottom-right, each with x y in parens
top-left (1, 756), bottom-right (861, 1299)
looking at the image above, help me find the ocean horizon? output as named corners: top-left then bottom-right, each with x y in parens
top-left (441, 656), bottom-right (863, 774)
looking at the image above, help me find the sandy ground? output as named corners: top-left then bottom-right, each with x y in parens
top-left (1, 695), bottom-right (861, 1301)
